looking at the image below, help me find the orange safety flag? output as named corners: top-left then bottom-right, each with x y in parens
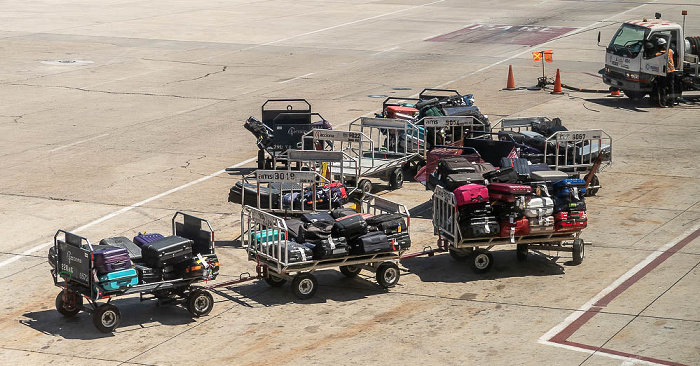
top-left (532, 51), bottom-right (542, 62)
top-left (543, 49), bottom-right (553, 63)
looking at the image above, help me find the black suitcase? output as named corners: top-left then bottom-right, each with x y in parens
top-left (427, 171), bottom-right (445, 191)
top-left (500, 157), bottom-right (531, 179)
top-left (280, 242), bottom-right (314, 263)
top-left (459, 216), bottom-right (500, 238)
top-left (553, 196), bottom-right (587, 213)
top-left (300, 212), bottom-right (335, 223)
top-left (483, 166), bottom-right (519, 183)
top-left (333, 214), bottom-right (368, 240)
top-left (331, 207), bottom-right (357, 219)
top-left (458, 202), bottom-right (492, 219)
top-left (437, 156), bottom-right (476, 175)
top-left (177, 254), bottom-right (220, 280)
top-left (351, 232), bottom-right (393, 254)
top-left (387, 232), bottom-right (411, 250)
top-left (99, 236), bottom-right (142, 261)
top-left (444, 172), bottom-right (487, 191)
top-left (314, 237), bottom-right (350, 259)
top-left (134, 263), bottom-right (163, 284)
top-left (299, 221), bottom-right (334, 244)
top-left (140, 235), bottom-right (193, 268)
top-left (285, 218), bottom-right (304, 242)
top-left (365, 213), bottom-right (407, 235)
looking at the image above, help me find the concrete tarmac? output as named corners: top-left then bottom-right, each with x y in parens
top-left (1, 0), bottom-right (698, 365)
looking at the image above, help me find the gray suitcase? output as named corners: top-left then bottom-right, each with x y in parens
top-left (530, 170), bottom-right (569, 182)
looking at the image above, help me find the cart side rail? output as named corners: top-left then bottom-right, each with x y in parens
top-left (241, 169), bottom-right (337, 215)
top-left (172, 211), bottom-right (215, 255)
top-left (416, 115), bottom-right (490, 157)
top-left (358, 193), bottom-right (411, 233)
top-left (349, 117), bottom-right (423, 158)
top-left (241, 206), bottom-right (294, 273)
top-left (492, 116), bottom-right (549, 132)
top-left (431, 186), bottom-right (459, 243)
top-left (544, 129), bottom-right (613, 172)
top-left (53, 230), bottom-right (95, 296)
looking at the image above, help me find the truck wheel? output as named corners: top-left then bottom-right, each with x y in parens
top-left (572, 239), bottom-right (585, 265)
top-left (376, 262), bottom-right (400, 289)
top-left (389, 168), bottom-right (404, 190)
top-left (292, 273), bottom-right (317, 299)
top-left (92, 304), bottom-right (121, 333)
top-left (339, 265), bottom-right (361, 278)
top-left (470, 249), bottom-right (493, 274)
top-left (516, 244), bottom-right (528, 262)
top-left (264, 274), bottom-right (286, 287)
top-left (623, 90), bottom-right (645, 100)
top-left (359, 179), bottom-right (373, 194)
top-left (55, 290), bottom-right (82, 317)
top-left (187, 289), bottom-right (214, 317)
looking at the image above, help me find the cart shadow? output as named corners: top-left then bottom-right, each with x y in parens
top-left (215, 239), bottom-right (243, 249)
top-left (20, 299), bottom-right (197, 338)
top-left (400, 249), bottom-right (565, 283)
top-left (225, 167), bottom-right (256, 176)
top-left (409, 200), bottom-right (433, 219)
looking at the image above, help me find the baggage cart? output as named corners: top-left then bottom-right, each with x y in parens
top-left (241, 193), bottom-right (410, 299)
top-left (50, 212), bottom-right (217, 333)
top-left (428, 186), bottom-right (586, 273)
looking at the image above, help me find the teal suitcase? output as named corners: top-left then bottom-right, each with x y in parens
top-left (252, 229), bottom-right (284, 243)
top-left (98, 268), bottom-right (138, 292)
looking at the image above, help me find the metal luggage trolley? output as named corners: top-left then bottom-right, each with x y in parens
top-left (430, 186), bottom-right (586, 273)
top-left (303, 117), bottom-right (423, 192)
top-left (50, 212), bottom-right (217, 333)
top-left (241, 193), bottom-right (410, 299)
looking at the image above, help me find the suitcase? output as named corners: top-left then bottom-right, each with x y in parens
top-left (252, 228), bottom-right (284, 243)
top-left (332, 214), bottom-right (368, 240)
top-left (553, 196), bottom-right (587, 213)
top-left (386, 105), bottom-right (418, 119)
top-left (445, 172), bottom-right (487, 191)
top-left (454, 184), bottom-right (489, 206)
top-left (365, 213), bottom-right (407, 234)
top-left (280, 241), bottom-right (313, 263)
top-left (133, 233), bottom-right (165, 248)
top-left (529, 170), bottom-right (569, 182)
top-left (483, 166), bottom-right (519, 184)
top-left (178, 254), bottom-right (220, 280)
top-left (523, 197), bottom-right (554, 218)
top-left (528, 216), bottom-right (555, 234)
top-left (331, 207), bottom-right (357, 219)
top-left (488, 183), bottom-right (532, 203)
top-left (134, 263), bottom-right (162, 284)
top-left (493, 202), bottom-right (524, 220)
top-left (387, 232), bottom-right (412, 250)
top-left (555, 218), bottom-right (588, 232)
top-left (93, 246), bottom-right (133, 275)
top-left (459, 216), bottom-right (500, 238)
top-left (140, 235), bottom-right (193, 268)
top-left (500, 217), bottom-right (531, 239)
top-left (300, 212), bottom-right (335, 223)
top-left (99, 237), bottom-right (142, 261)
top-left (554, 211), bottom-right (587, 221)
top-left (285, 218), bottom-right (304, 242)
top-left (97, 268), bottom-right (138, 292)
top-left (458, 202), bottom-right (492, 219)
top-left (500, 157), bottom-right (531, 179)
top-left (473, 162), bottom-right (496, 174)
top-left (314, 237), bottom-right (350, 259)
top-left (299, 221), bottom-right (334, 244)
top-left (532, 117), bottom-right (567, 137)
top-left (520, 130), bottom-right (547, 150)
top-left (438, 156), bottom-right (476, 175)
top-left (427, 171), bottom-right (445, 190)
top-left (553, 178), bottom-right (586, 188)
top-left (351, 232), bottom-right (393, 254)
top-left (528, 163), bottom-right (552, 172)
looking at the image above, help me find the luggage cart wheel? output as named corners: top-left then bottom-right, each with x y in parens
top-left (449, 248), bottom-right (472, 262)
top-left (359, 179), bottom-right (373, 194)
top-left (55, 290), bottom-right (82, 317)
top-left (389, 168), bottom-right (404, 190)
top-left (92, 304), bottom-right (121, 333)
top-left (339, 265), bottom-right (361, 278)
top-left (292, 273), bottom-right (318, 299)
top-left (470, 249), bottom-right (493, 274)
top-left (516, 244), bottom-right (528, 262)
top-left (585, 175), bottom-right (600, 197)
top-left (187, 289), bottom-right (214, 317)
top-left (572, 239), bottom-right (585, 265)
top-left (376, 262), bottom-right (400, 289)
top-left (264, 274), bottom-right (287, 287)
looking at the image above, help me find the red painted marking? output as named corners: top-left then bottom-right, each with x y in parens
top-left (549, 306), bottom-right (602, 343)
top-left (426, 23), bottom-right (577, 46)
top-left (562, 341), bottom-right (688, 366)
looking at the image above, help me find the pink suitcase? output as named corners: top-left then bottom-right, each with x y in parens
top-left (488, 183), bottom-right (532, 203)
top-left (454, 184), bottom-right (489, 206)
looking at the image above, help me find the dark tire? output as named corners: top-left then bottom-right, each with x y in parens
top-left (516, 244), bottom-right (528, 262)
top-left (291, 273), bottom-right (317, 299)
top-left (376, 262), bottom-right (400, 289)
top-left (187, 289), bottom-right (214, 317)
top-left (359, 179), bottom-right (373, 194)
top-left (55, 290), bottom-right (82, 317)
top-left (264, 274), bottom-right (286, 287)
top-left (572, 239), bottom-right (585, 265)
top-left (92, 304), bottom-right (120, 333)
top-left (622, 90), bottom-right (645, 100)
top-left (389, 168), bottom-right (404, 190)
top-left (339, 265), bottom-right (361, 278)
top-left (585, 174), bottom-right (600, 196)
top-left (449, 248), bottom-right (472, 262)
top-left (470, 248), bottom-right (494, 274)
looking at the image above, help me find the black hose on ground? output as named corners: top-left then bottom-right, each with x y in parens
top-left (560, 83), bottom-right (610, 93)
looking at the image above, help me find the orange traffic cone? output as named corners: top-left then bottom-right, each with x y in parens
top-left (505, 65), bottom-right (516, 90)
top-left (551, 69), bottom-right (563, 94)
top-left (609, 89), bottom-right (621, 97)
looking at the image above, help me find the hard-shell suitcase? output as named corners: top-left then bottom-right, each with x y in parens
top-left (351, 232), bottom-right (393, 254)
top-left (528, 216), bottom-right (555, 234)
top-left (554, 211), bottom-right (587, 221)
top-left (500, 157), bottom-right (531, 179)
top-left (500, 217), bottom-right (531, 240)
top-left (445, 172), bottom-right (487, 191)
top-left (483, 166), bottom-right (519, 184)
top-left (300, 212), bottom-right (335, 224)
top-left (553, 196), bottom-right (587, 213)
top-left (99, 237), bottom-right (142, 261)
top-left (93, 246), bottom-right (133, 275)
top-left (523, 197), bottom-right (554, 218)
top-left (427, 171), bottom-right (445, 190)
top-left (280, 241), bottom-right (313, 263)
top-left (365, 213), bottom-right (407, 234)
top-left (133, 233), bottom-right (165, 248)
top-left (473, 162), bottom-right (496, 175)
top-left (178, 254), bottom-right (220, 280)
top-left (140, 235), bottom-right (193, 268)
top-left (331, 207), bottom-right (357, 219)
top-left (97, 268), bottom-right (138, 292)
top-left (458, 202), bottom-right (492, 219)
top-left (555, 219), bottom-right (588, 232)
top-left (460, 216), bottom-right (500, 238)
top-left (553, 178), bottom-right (586, 189)
top-left (314, 237), bottom-right (350, 259)
top-left (454, 184), bottom-right (489, 206)
top-left (333, 214), bottom-right (368, 240)
top-left (252, 229), bottom-right (284, 244)
top-left (529, 170), bottom-right (569, 183)
top-left (387, 232), bottom-right (411, 250)
top-left (134, 263), bottom-right (162, 284)
top-left (299, 221), bottom-right (334, 244)
top-left (386, 105), bottom-right (418, 119)
top-left (438, 156), bottom-right (476, 175)
top-left (488, 183), bottom-right (532, 203)
top-left (162, 265), bottom-right (179, 281)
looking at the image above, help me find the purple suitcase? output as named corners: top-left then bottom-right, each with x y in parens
top-left (93, 246), bottom-right (132, 274)
top-left (133, 233), bottom-right (165, 247)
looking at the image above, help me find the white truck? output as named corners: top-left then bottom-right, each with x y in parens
top-left (599, 11), bottom-right (700, 105)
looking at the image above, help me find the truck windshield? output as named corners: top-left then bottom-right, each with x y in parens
top-left (608, 24), bottom-right (649, 58)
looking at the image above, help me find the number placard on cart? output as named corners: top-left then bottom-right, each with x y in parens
top-left (423, 116), bottom-right (475, 127)
top-left (58, 242), bottom-right (91, 286)
top-left (256, 170), bottom-right (316, 184)
top-left (249, 208), bottom-right (285, 229)
top-left (312, 130), bottom-right (362, 143)
top-left (434, 186), bottom-right (456, 204)
top-left (554, 130), bottom-right (603, 142)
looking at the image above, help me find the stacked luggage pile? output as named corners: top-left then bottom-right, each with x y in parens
top-left (254, 209), bottom-right (410, 264)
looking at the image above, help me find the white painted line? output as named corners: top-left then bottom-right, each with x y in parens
top-left (537, 339), bottom-right (662, 366)
top-left (372, 46), bottom-right (398, 56)
top-left (0, 156), bottom-right (257, 268)
top-left (49, 133), bottom-right (110, 152)
top-left (279, 73), bottom-right (315, 84)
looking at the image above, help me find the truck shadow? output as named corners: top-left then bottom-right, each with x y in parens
top-left (583, 97), bottom-right (652, 112)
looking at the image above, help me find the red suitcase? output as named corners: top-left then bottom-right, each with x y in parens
top-left (554, 211), bottom-right (587, 221)
top-left (454, 184), bottom-right (489, 206)
top-left (555, 219), bottom-right (588, 231)
top-left (499, 217), bottom-right (530, 239)
top-left (488, 183), bottom-right (532, 203)
top-left (386, 106), bottom-right (418, 119)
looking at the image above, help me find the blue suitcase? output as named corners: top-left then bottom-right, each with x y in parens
top-left (98, 268), bottom-right (138, 292)
top-left (553, 178), bottom-right (586, 189)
